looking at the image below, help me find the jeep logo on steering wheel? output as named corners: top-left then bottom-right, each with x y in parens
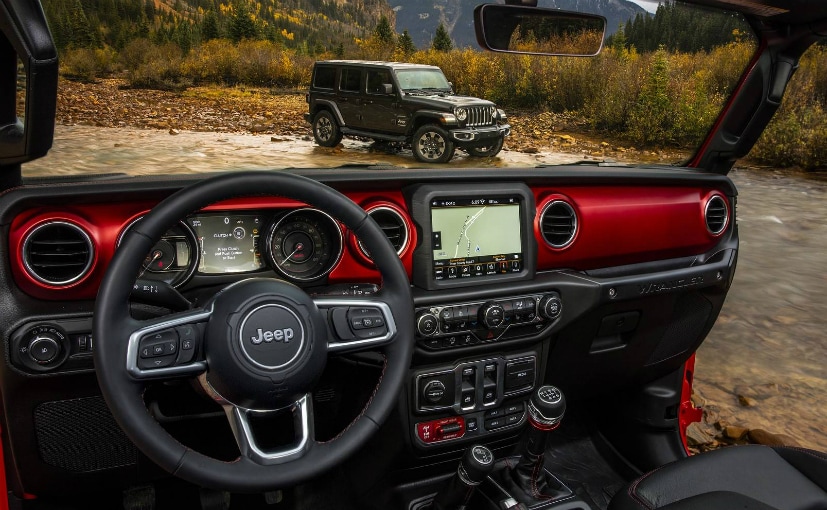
top-left (251, 327), bottom-right (294, 344)
top-left (238, 304), bottom-right (306, 370)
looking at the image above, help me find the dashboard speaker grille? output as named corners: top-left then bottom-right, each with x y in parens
top-left (705, 196), bottom-right (728, 234)
top-left (23, 221), bottom-right (93, 285)
top-left (540, 200), bottom-right (577, 248)
top-left (360, 207), bottom-right (408, 257)
top-left (34, 396), bottom-right (137, 472)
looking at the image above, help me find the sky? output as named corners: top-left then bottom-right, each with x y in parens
top-left (630, 0), bottom-right (661, 13)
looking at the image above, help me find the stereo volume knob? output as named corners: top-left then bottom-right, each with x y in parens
top-left (28, 334), bottom-right (61, 364)
top-left (479, 302), bottom-right (505, 329)
top-left (539, 293), bottom-right (563, 321)
top-left (416, 312), bottom-right (439, 337)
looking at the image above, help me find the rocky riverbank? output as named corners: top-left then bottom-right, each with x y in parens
top-left (56, 78), bottom-right (689, 165)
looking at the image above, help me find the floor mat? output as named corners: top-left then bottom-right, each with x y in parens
top-left (541, 412), bottom-right (630, 510)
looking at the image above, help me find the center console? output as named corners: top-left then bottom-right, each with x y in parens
top-left (405, 183), bottom-right (557, 451)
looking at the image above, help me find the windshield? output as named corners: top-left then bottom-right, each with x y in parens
top-left (394, 69), bottom-right (452, 92)
top-left (20, 1), bottom-right (763, 177)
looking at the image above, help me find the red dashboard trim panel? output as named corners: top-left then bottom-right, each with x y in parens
top-left (9, 187), bottom-right (729, 301)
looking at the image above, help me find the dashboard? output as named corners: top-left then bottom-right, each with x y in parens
top-left (0, 167), bottom-right (739, 497)
top-left (7, 176), bottom-right (727, 302)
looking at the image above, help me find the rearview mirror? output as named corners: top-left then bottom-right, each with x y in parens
top-left (474, 4), bottom-right (606, 56)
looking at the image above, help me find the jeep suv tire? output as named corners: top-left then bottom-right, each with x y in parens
top-left (412, 125), bottom-right (455, 163)
top-left (466, 136), bottom-right (504, 157)
top-left (312, 110), bottom-right (342, 147)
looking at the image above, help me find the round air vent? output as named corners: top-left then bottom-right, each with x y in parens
top-left (540, 200), bottom-right (577, 248)
top-left (359, 206), bottom-right (409, 257)
top-left (22, 221), bottom-right (94, 286)
top-left (705, 195), bottom-right (728, 235)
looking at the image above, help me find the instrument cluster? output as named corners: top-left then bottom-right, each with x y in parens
top-left (120, 208), bottom-right (344, 288)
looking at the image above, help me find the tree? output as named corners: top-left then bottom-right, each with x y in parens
top-left (397, 29), bottom-right (416, 56)
top-left (229, 4), bottom-right (257, 42)
top-left (611, 23), bottom-right (627, 52)
top-left (202, 10), bottom-right (220, 41)
top-left (432, 22), bottom-right (452, 51)
top-left (374, 15), bottom-right (395, 46)
top-left (334, 41), bottom-right (345, 58)
top-left (144, 0), bottom-right (155, 20)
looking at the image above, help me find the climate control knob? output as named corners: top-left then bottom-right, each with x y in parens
top-left (416, 312), bottom-right (439, 337)
top-left (539, 293), bottom-right (563, 321)
top-left (478, 302), bottom-right (505, 329)
top-left (28, 333), bottom-right (62, 365)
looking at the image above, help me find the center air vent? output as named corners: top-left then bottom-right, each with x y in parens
top-left (359, 207), bottom-right (409, 257)
top-left (23, 221), bottom-right (94, 286)
top-left (705, 196), bottom-right (728, 235)
top-left (540, 200), bottom-right (577, 248)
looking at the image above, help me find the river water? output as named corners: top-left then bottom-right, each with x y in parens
top-left (25, 125), bottom-right (827, 451)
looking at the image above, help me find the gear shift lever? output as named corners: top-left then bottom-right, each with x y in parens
top-left (519, 385), bottom-right (566, 472)
top-left (495, 385), bottom-right (569, 506)
top-left (432, 445), bottom-right (495, 510)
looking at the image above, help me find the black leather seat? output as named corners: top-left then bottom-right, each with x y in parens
top-left (609, 445), bottom-right (827, 510)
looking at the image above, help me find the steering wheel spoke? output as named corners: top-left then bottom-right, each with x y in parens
top-left (315, 295), bottom-right (399, 354)
top-left (126, 308), bottom-right (211, 379)
top-left (224, 395), bottom-right (313, 466)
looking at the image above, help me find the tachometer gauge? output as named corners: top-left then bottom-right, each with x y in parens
top-left (268, 208), bottom-right (343, 281)
top-left (118, 218), bottom-right (199, 288)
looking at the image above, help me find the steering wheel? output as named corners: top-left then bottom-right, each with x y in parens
top-left (93, 171), bottom-right (414, 492)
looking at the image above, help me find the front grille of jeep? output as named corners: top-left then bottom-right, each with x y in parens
top-left (466, 106), bottom-right (494, 127)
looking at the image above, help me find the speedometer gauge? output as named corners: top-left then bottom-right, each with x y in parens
top-left (268, 209), bottom-right (343, 281)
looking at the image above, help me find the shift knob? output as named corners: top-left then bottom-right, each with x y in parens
top-left (431, 445), bottom-right (495, 510)
top-left (527, 385), bottom-right (566, 430)
top-left (460, 445), bottom-right (495, 484)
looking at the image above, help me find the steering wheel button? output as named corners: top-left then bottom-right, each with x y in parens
top-left (165, 341), bottom-right (178, 355)
top-left (152, 344), bottom-right (165, 356)
top-left (350, 318), bottom-right (366, 330)
top-left (330, 308), bottom-right (355, 340)
top-left (137, 354), bottom-right (176, 370)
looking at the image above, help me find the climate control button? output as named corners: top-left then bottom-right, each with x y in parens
top-left (539, 293), bottom-right (563, 320)
top-left (479, 302), bottom-right (505, 329)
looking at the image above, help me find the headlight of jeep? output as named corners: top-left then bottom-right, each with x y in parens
top-left (455, 108), bottom-right (468, 122)
top-left (490, 106), bottom-right (497, 117)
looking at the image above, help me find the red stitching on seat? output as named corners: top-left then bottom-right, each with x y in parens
top-left (625, 463), bottom-right (669, 510)
top-left (775, 446), bottom-right (827, 461)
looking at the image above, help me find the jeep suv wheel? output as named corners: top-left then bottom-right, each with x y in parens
top-left (312, 110), bottom-right (342, 147)
top-left (467, 136), bottom-right (504, 157)
top-left (412, 125), bottom-right (455, 163)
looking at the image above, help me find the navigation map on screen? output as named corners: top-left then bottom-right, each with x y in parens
top-left (430, 198), bottom-right (522, 281)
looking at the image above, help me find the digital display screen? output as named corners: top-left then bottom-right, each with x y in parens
top-left (430, 197), bottom-right (523, 281)
top-left (190, 214), bottom-right (264, 274)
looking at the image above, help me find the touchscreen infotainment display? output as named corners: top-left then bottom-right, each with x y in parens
top-left (190, 214), bottom-right (264, 274)
top-left (430, 197), bottom-right (523, 281)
